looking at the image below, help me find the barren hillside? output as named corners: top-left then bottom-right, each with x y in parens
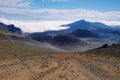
top-left (0, 39), bottom-right (120, 80)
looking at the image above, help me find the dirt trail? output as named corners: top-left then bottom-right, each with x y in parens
top-left (0, 53), bottom-right (120, 80)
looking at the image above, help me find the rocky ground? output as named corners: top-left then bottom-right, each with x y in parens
top-left (0, 39), bottom-right (120, 80)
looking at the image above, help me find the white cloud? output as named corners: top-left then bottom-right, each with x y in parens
top-left (101, 21), bottom-right (120, 26)
top-left (0, 18), bottom-right (71, 32)
top-left (0, 7), bottom-right (120, 21)
top-left (0, 0), bottom-right (31, 8)
top-left (0, 0), bottom-right (69, 8)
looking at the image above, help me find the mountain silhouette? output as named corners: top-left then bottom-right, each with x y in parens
top-left (0, 22), bottom-right (22, 34)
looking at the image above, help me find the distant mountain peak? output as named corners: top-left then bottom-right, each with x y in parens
top-left (69, 19), bottom-right (89, 24)
top-left (78, 19), bottom-right (86, 22)
top-left (63, 19), bottom-right (112, 31)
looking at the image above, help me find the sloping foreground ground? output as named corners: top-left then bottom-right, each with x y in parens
top-left (0, 39), bottom-right (120, 80)
top-left (85, 44), bottom-right (120, 58)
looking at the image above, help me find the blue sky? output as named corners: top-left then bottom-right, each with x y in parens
top-left (31, 0), bottom-right (120, 11)
top-left (0, 0), bottom-right (120, 32)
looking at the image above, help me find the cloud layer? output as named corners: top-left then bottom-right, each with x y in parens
top-left (0, 0), bottom-right (69, 8)
top-left (0, 0), bottom-right (31, 8)
top-left (1, 18), bottom-right (120, 33)
top-left (0, 0), bottom-right (120, 21)
top-left (0, 18), bottom-right (71, 32)
top-left (0, 7), bottom-right (120, 21)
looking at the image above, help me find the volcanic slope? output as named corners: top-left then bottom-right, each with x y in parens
top-left (0, 39), bottom-right (120, 80)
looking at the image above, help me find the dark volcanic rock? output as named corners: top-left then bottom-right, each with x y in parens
top-left (50, 34), bottom-right (80, 44)
top-left (0, 22), bottom-right (22, 34)
top-left (70, 29), bottom-right (97, 38)
top-left (7, 24), bottom-right (22, 34)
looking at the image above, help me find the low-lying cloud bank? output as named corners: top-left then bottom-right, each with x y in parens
top-left (0, 18), bottom-right (120, 33)
top-left (0, 18), bottom-right (72, 32)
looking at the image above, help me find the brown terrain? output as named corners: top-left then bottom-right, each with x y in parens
top-left (0, 34), bottom-right (120, 80)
